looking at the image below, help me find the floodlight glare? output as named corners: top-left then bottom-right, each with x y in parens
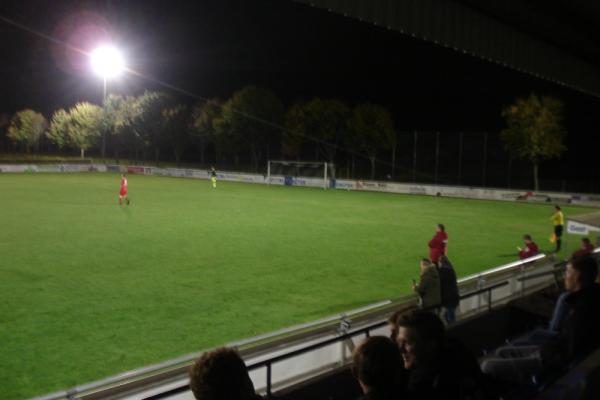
top-left (90, 45), bottom-right (124, 78)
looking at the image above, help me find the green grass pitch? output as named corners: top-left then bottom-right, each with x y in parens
top-left (0, 172), bottom-right (595, 399)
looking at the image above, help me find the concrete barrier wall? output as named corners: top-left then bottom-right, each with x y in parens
top-left (3, 163), bottom-right (599, 207)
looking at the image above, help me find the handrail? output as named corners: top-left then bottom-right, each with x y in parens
top-left (141, 279), bottom-right (513, 400)
top-left (29, 299), bottom-right (397, 400)
top-left (458, 253), bottom-right (546, 284)
top-left (459, 281), bottom-right (509, 312)
top-left (142, 321), bottom-right (390, 400)
top-left (245, 321), bottom-right (388, 398)
top-left (30, 255), bottom-right (549, 400)
top-left (459, 281), bottom-right (509, 300)
top-left (517, 262), bottom-right (567, 282)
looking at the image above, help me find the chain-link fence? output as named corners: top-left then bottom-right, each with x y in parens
top-left (343, 130), bottom-right (598, 194)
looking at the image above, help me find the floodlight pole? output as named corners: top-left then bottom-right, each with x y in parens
top-left (101, 76), bottom-right (107, 160)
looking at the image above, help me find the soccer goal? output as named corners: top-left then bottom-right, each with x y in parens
top-left (267, 160), bottom-right (333, 189)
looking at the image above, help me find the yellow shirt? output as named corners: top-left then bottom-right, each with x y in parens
top-left (552, 211), bottom-right (564, 226)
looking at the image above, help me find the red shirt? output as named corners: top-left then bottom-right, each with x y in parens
top-left (428, 231), bottom-right (448, 263)
top-left (120, 177), bottom-right (128, 195)
top-left (572, 242), bottom-right (594, 259)
top-left (519, 242), bottom-right (539, 260)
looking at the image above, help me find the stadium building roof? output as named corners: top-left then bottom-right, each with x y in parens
top-left (295, 0), bottom-right (600, 98)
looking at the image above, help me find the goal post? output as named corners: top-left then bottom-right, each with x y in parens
top-left (267, 160), bottom-right (333, 189)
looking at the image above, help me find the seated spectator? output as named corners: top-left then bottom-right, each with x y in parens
top-left (518, 234), bottom-right (539, 260)
top-left (438, 256), bottom-right (460, 324)
top-left (352, 336), bottom-right (407, 400)
top-left (412, 258), bottom-right (441, 310)
top-left (393, 310), bottom-right (487, 399)
top-left (480, 256), bottom-right (600, 384)
top-left (189, 347), bottom-right (263, 400)
top-left (388, 307), bottom-right (420, 342)
top-left (510, 291), bottom-right (570, 347)
top-left (572, 237), bottom-right (594, 259)
top-left (388, 309), bottom-right (406, 343)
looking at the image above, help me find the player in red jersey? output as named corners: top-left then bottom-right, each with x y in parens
top-left (572, 237), bottom-right (594, 259)
top-left (119, 174), bottom-right (130, 205)
top-left (428, 223), bottom-right (448, 263)
top-left (518, 234), bottom-right (539, 260)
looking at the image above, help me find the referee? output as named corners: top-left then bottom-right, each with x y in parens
top-left (209, 166), bottom-right (217, 188)
top-left (551, 205), bottom-right (564, 252)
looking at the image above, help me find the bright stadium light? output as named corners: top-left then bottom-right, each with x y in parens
top-left (90, 45), bottom-right (124, 78)
top-left (91, 45), bottom-right (124, 159)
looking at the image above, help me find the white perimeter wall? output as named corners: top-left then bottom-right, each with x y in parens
top-left (2, 163), bottom-right (600, 207)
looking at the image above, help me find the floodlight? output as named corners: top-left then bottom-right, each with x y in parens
top-left (90, 45), bottom-right (124, 78)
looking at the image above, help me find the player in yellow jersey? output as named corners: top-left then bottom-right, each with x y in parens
top-left (209, 166), bottom-right (217, 188)
top-left (551, 205), bottom-right (564, 252)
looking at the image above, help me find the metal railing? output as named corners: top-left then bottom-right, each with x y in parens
top-left (31, 253), bottom-right (554, 400)
top-left (139, 278), bottom-right (514, 400)
top-left (459, 281), bottom-right (509, 313)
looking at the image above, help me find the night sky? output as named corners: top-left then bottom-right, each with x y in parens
top-left (1, 0), bottom-right (599, 186)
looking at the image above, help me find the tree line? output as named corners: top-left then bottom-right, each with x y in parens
top-left (1, 89), bottom-right (565, 188)
top-left (1, 85), bottom-right (395, 179)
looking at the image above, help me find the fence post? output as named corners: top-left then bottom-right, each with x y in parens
top-left (520, 266), bottom-right (526, 297)
top-left (434, 131), bottom-right (440, 184)
top-left (457, 131), bottom-right (463, 185)
top-left (266, 363), bottom-right (272, 398)
top-left (476, 275), bottom-right (485, 312)
top-left (507, 157), bottom-right (512, 188)
top-left (391, 134), bottom-right (397, 180)
top-left (482, 131), bottom-right (488, 186)
top-left (412, 131), bottom-right (418, 183)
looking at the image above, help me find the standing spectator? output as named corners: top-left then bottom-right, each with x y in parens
top-left (550, 205), bottom-right (564, 252)
top-left (189, 347), bottom-right (262, 400)
top-left (572, 237), bottom-right (594, 259)
top-left (393, 310), bottom-right (486, 400)
top-left (428, 224), bottom-right (448, 263)
top-left (438, 256), bottom-right (460, 324)
top-left (517, 234), bottom-right (539, 260)
top-left (352, 336), bottom-right (407, 400)
top-left (412, 258), bottom-right (441, 310)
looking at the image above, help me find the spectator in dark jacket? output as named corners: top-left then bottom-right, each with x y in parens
top-left (510, 291), bottom-right (571, 346)
top-left (189, 347), bottom-right (263, 400)
top-left (518, 234), bottom-right (539, 260)
top-left (542, 256), bottom-right (600, 365)
top-left (481, 255), bottom-right (600, 384)
top-left (393, 310), bottom-right (486, 400)
top-left (438, 256), bottom-right (460, 324)
top-left (352, 336), bottom-right (407, 400)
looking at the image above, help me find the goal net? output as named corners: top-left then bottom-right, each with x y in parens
top-left (267, 160), bottom-right (333, 189)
